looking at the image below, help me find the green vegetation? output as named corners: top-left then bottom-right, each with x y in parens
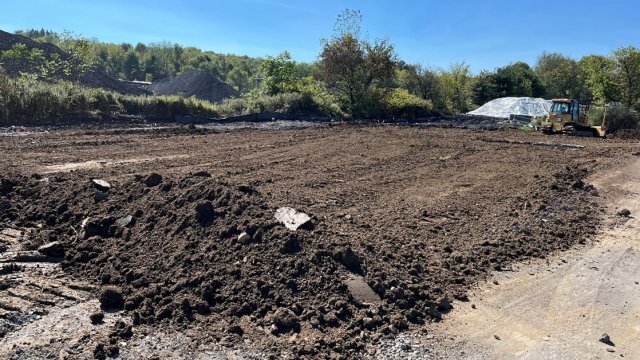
top-left (0, 69), bottom-right (219, 123)
top-left (3, 12), bottom-right (640, 131)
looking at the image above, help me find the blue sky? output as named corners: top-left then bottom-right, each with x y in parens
top-left (1, 0), bottom-right (637, 73)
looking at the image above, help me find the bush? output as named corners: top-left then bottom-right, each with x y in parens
top-left (0, 73), bottom-right (219, 124)
top-left (215, 90), bottom-right (342, 118)
top-left (604, 104), bottom-right (640, 133)
top-left (382, 88), bottom-right (433, 119)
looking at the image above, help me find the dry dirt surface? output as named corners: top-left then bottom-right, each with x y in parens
top-left (0, 124), bottom-right (639, 359)
top-left (427, 157), bottom-right (640, 360)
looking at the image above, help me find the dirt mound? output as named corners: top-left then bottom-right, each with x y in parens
top-left (0, 30), bottom-right (147, 95)
top-left (150, 70), bottom-right (238, 103)
top-left (612, 128), bottom-right (640, 140)
top-left (0, 147), bottom-right (606, 358)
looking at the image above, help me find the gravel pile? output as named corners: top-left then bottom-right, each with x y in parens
top-left (149, 70), bottom-right (238, 104)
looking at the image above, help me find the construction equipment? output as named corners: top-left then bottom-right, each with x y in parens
top-left (541, 99), bottom-right (607, 137)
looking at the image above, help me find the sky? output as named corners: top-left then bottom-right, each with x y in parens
top-left (1, 0), bottom-right (638, 73)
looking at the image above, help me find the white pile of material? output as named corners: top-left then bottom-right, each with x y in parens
top-left (468, 97), bottom-right (552, 119)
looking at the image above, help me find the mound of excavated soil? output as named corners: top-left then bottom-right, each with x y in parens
top-left (0, 30), bottom-right (147, 95)
top-left (149, 70), bottom-right (238, 104)
top-left (468, 97), bottom-right (552, 119)
top-left (612, 128), bottom-right (640, 140)
top-left (0, 150), bottom-right (606, 357)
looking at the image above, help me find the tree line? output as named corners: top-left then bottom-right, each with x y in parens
top-left (10, 11), bottom-right (640, 121)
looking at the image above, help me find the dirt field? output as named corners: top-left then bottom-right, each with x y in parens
top-left (0, 124), bottom-right (638, 359)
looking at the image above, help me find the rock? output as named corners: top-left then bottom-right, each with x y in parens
top-left (453, 293), bottom-right (469, 302)
top-left (237, 232), bottom-right (252, 245)
top-left (37, 241), bottom-right (64, 258)
top-left (271, 308), bottom-right (299, 333)
top-left (92, 179), bottom-right (111, 192)
top-left (94, 191), bottom-right (108, 203)
top-left (99, 287), bottom-right (124, 310)
top-left (115, 216), bottom-right (134, 228)
top-left (617, 209), bottom-right (631, 217)
top-left (90, 312), bottom-right (105, 325)
top-left (599, 333), bottom-right (615, 346)
top-left (346, 275), bottom-right (381, 305)
top-left (274, 207), bottom-right (311, 231)
top-left (494, 335), bottom-right (501, 340)
top-left (144, 173), bottom-right (163, 187)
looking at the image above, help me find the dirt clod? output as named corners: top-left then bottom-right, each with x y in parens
top-left (99, 287), bottom-right (124, 310)
top-left (90, 312), bottom-right (105, 325)
top-left (144, 173), bottom-right (163, 187)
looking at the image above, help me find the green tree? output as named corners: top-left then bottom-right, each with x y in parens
top-left (228, 66), bottom-right (250, 93)
top-left (319, 9), bottom-right (397, 116)
top-left (259, 51), bottom-right (298, 95)
top-left (440, 62), bottom-right (473, 113)
top-left (123, 51), bottom-right (141, 80)
top-left (612, 46), bottom-right (640, 109)
top-left (535, 52), bottom-right (580, 99)
top-left (578, 55), bottom-right (619, 104)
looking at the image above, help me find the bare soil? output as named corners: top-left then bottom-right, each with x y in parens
top-left (0, 125), bottom-right (638, 359)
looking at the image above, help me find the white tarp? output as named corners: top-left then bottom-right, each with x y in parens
top-left (468, 97), bottom-right (552, 119)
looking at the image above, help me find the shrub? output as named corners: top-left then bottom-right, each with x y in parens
top-left (604, 104), bottom-right (640, 133)
top-left (382, 88), bottom-right (433, 119)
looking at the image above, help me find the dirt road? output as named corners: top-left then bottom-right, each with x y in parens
top-left (1, 125), bottom-right (638, 358)
top-left (431, 157), bottom-right (640, 359)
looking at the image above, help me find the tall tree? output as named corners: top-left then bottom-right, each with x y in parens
top-left (578, 55), bottom-right (619, 104)
top-left (319, 9), bottom-right (396, 116)
top-left (612, 46), bottom-right (640, 109)
top-left (535, 52), bottom-right (580, 99)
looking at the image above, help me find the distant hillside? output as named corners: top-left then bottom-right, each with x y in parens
top-left (0, 30), bottom-right (148, 95)
top-left (149, 70), bottom-right (238, 103)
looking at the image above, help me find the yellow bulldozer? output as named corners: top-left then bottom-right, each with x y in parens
top-left (541, 99), bottom-right (607, 137)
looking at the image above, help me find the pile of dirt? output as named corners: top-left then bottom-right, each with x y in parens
top-left (0, 30), bottom-right (147, 95)
top-left (149, 70), bottom-right (239, 104)
top-left (612, 128), bottom-right (640, 140)
top-left (0, 153), bottom-right (606, 357)
top-left (468, 97), bottom-right (552, 119)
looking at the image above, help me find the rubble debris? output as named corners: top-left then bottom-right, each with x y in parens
top-left (346, 275), bottom-right (381, 304)
top-left (274, 207), bottom-right (311, 231)
top-left (37, 241), bottom-right (64, 258)
top-left (600, 333), bottom-right (615, 346)
top-left (92, 179), bottom-right (111, 192)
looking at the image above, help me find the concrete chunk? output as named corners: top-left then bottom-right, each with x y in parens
top-left (274, 207), bottom-right (311, 231)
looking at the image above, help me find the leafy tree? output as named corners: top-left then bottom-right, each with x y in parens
top-left (227, 66), bottom-right (250, 93)
top-left (472, 70), bottom-right (498, 105)
top-left (612, 46), bottom-right (640, 109)
top-left (259, 51), bottom-right (298, 95)
top-left (578, 55), bottom-right (619, 104)
top-left (440, 62), bottom-right (473, 113)
top-left (123, 51), bottom-right (141, 80)
top-left (535, 52), bottom-right (580, 99)
top-left (319, 9), bottom-right (396, 116)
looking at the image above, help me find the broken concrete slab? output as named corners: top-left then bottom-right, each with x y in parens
top-left (346, 275), bottom-right (381, 305)
top-left (115, 216), bottom-right (134, 228)
top-left (274, 207), bottom-right (311, 231)
top-left (91, 179), bottom-right (111, 192)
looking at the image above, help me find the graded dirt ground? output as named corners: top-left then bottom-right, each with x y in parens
top-left (0, 125), bottom-right (638, 359)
